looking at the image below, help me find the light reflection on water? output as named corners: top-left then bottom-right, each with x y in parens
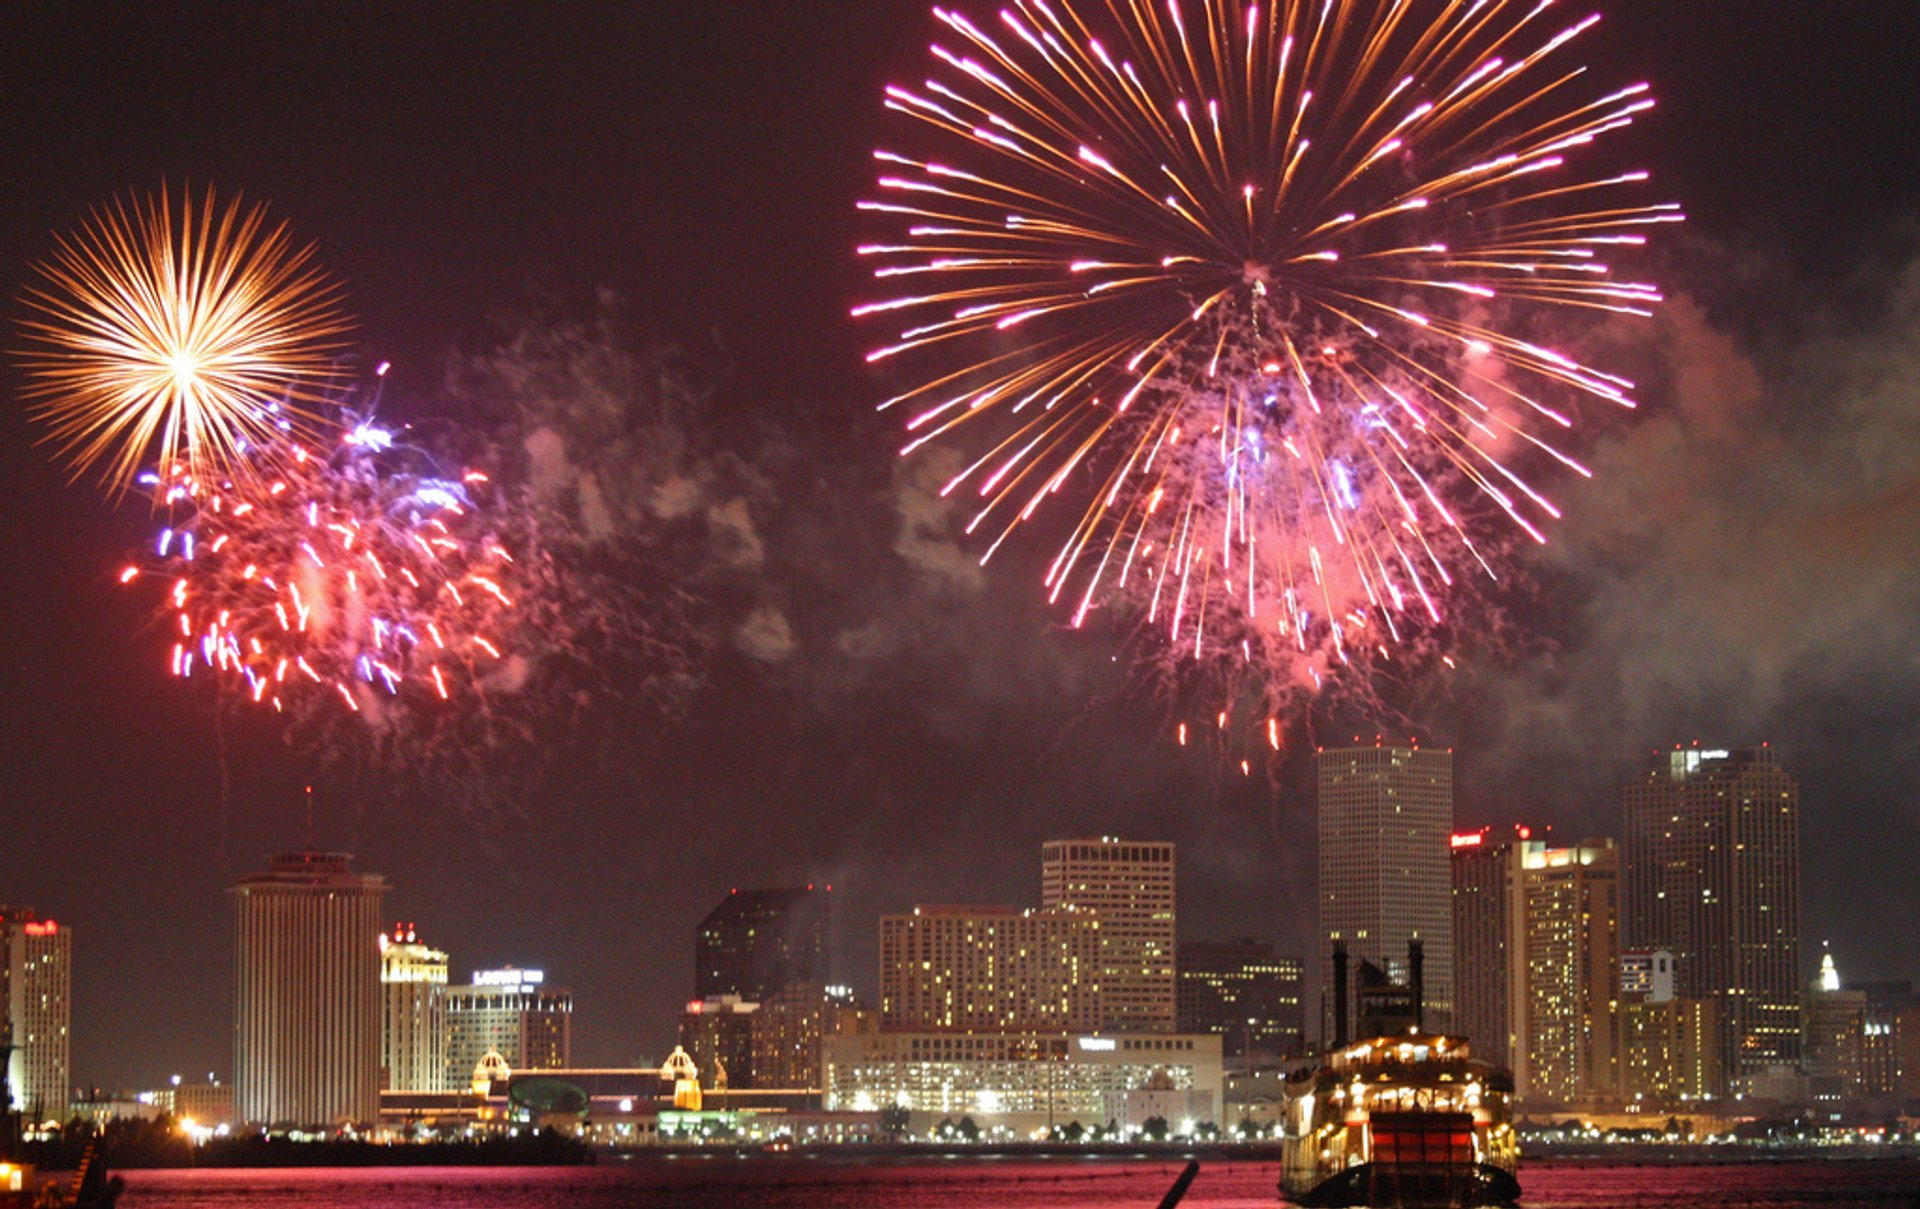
top-left (117, 1157), bottom-right (1920, 1209)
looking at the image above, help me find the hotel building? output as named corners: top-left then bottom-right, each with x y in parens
top-left (379, 924), bottom-right (449, 1092)
top-left (2, 909), bottom-right (71, 1124)
top-left (1041, 838), bottom-right (1175, 1032)
top-left (445, 967), bottom-right (573, 1084)
top-left (880, 904), bottom-right (1102, 1033)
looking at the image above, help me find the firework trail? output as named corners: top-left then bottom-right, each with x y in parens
top-left (17, 184), bottom-right (351, 494)
top-left (858, 0), bottom-right (1676, 744)
top-left (121, 393), bottom-right (517, 728)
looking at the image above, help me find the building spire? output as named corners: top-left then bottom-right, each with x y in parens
top-left (1818, 941), bottom-right (1840, 992)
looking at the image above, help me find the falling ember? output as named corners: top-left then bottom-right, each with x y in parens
top-left (123, 406), bottom-right (516, 723)
top-left (858, 0), bottom-right (1674, 715)
top-left (16, 184), bottom-right (352, 493)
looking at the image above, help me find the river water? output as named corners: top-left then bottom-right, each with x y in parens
top-left (116, 1156), bottom-right (1920, 1208)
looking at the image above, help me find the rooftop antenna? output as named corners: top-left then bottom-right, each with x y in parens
top-left (305, 784), bottom-right (315, 850)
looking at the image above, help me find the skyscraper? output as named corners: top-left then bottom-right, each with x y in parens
top-left (444, 967), bottom-right (572, 1086)
top-left (379, 924), bottom-right (448, 1093)
top-left (1175, 939), bottom-right (1305, 1058)
top-left (1450, 832), bottom-right (1526, 1080)
top-left (879, 904), bottom-right (1102, 1033)
top-left (1041, 838), bottom-right (1176, 1032)
top-left (1520, 838), bottom-right (1620, 1104)
top-left (695, 887), bottom-right (832, 1002)
top-left (1, 910), bottom-right (71, 1124)
top-left (231, 850), bottom-right (387, 1127)
top-left (1318, 744), bottom-right (1453, 1037)
top-left (1623, 745), bottom-right (1801, 1092)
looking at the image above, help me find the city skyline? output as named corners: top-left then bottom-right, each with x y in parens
top-left (3, 2), bottom-right (1920, 1099)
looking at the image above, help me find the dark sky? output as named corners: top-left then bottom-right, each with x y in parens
top-left (3, 3), bottom-right (1920, 1091)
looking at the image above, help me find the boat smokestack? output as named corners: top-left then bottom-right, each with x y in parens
top-left (1332, 942), bottom-right (1350, 1048)
top-left (1409, 938), bottom-right (1425, 1032)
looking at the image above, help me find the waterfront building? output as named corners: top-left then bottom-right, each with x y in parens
top-left (379, 924), bottom-right (449, 1092)
top-left (1, 909), bottom-right (71, 1124)
top-left (1854, 981), bottom-right (1920, 1101)
top-left (695, 886), bottom-right (831, 1002)
top-left (1041, 838), bottom-right (1176, 1032)
top-left (1620, 993), bottom-right (1721, 1107)
top-left (231, 850), bottom-right (388, 1126)
top-left (1174, 939), bottom-right (1305, 1058)
top-left (749, 983), bottom-right (866, 1090)
top-left (822, 1030), bottom-right (1223, 1132)
top-left (1520, 838), bottom-right (1620, 1104)
top-left (1318, 744), bottom-right (1454, 1037)
top-left (1802, 946), bottom-right (1866, 1101)
top-left (1450, 831), bottom-right (1527, 1080)
top-left (879, 904), bottom-right (1102, 1033)
top-left (173, 1079), bottom-right (234, 1128)
top-left (680, 994), bottom-right (757, 1092)
top-left (444, 967), bottom-right (572, 1086)
top-left (1623, 744), bottom-right (1801, 1093)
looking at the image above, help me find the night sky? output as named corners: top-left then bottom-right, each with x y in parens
top-left (3, 3), bottom-right (1920, 1092)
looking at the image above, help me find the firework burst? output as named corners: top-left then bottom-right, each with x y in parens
top-left (858, 0), bottom-right (1677, 736)
top-left (18, 184), bottom-right (351, 493)
top-left (121, 401), bottom-right (517, 725)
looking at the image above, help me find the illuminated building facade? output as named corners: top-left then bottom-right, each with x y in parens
top-left (1620, 949), bottom-right (1677, 1001)
top-left (1623, 745), bottom-right (1801, 1092)
top-left (1855, 981), bottom-right (1920, 1101)
top-left (1802, 947), bottom-right (1865, 1100)
top-left (1521, 838), bottom-right (1620, 1104)
top-left (1450, 832), bottom-right (1527, 1081)
top-left (231, 851), bottom-right (388, 1126)
top-left (880, 904), bottom-right (1101, 1033)
top-left (749, 983), bottom-right (866, 1090)
top-left (1174, 939), bottom-right (1304, 1057)
top-left (445, 968), bottom-right (572, 1085)
top-left (1620, 991), bottom-right (1721, 1106)
top-left (379, 924), bottom-right (448, 1092)
top-left (822, 1031), bottom-right (1222, 1129)
top-left (1318, 745), bottom-right (1454, 1038)
top-left (2, 910), bottom-right (71, 1124)
top-left (680, 994), bottom-right (757, 1091)
top-left (695, 887), bottom-right (831, 1002)
top-left (1041, 838), bottom-right (1176, 1032)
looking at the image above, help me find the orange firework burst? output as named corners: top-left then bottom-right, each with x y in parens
top-left (16, 184), bottom-right (352, 493)
top-left (858, 0), bottom-right (1677, 716)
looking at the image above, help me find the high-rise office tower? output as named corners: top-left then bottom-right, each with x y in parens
top-left (379, 923), bottom-right (449, 1092)
top-left (879, 904), bottom-right (1103, 1033)
top-left (444, 967), bottom-right (572, 1086)
top-left (1318, 745), bottom-right (1454, 1037)
top-left (1623, 745), bottom-right (1801, 1092)
top-left (1041, 838), bottom-right (1176, 1032)
top-left (1175, 939), bottom-right (1305, 1057)
top-left (695, 887), bottom-right (832, 1002)
top-left (1, 909), bottom-right (71, 1124)
top-left (231, 851), bottom-right (387, 1126)
top-left (1450, 832), bottom-right (1527, 1080)
top-left (1521, 838), bottom-right (1620, 1104)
